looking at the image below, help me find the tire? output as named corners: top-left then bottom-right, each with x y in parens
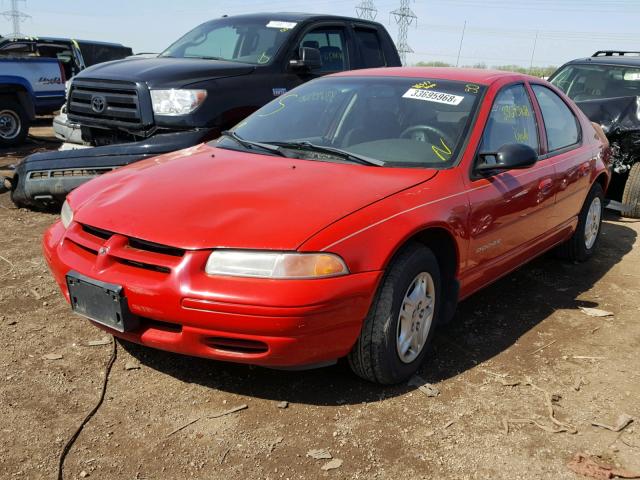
top-left (621, 163), bottom-right (640, 219)
top-left (0, 99), bottom-right (29, 147)
top-left (557, 182), bottom-right (605, 262)
top-left (348, 243), bottom-right (441, 384)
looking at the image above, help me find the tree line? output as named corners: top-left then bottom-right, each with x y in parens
top-left (415, 61), bottom-right (557, 78)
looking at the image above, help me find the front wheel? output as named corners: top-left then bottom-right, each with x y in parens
top-left (557, 182), bottom-right (604, 262)
top-left (348, 243), bottom-right (441, 384)
top-left (621, 163), bottom-right (640, 219)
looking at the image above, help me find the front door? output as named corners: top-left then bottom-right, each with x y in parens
top-left (462, 83), bottom-right (556, 295)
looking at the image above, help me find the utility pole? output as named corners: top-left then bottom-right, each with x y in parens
top-left (529, 30), bottom-right (539, 73)
top-left (355, 0), bottom-right (377, 20)
top-left (456, 20), bottom-right (467, 67)
top-left (2, 0), bottom-right (30, 38)
top-left (391, 0), bottom-right (417, 66)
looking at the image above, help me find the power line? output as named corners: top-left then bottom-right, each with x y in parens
top-left (390, 0), bottom-right (417, 65)
top-left (355, 0), bottom-right (378, 20)
top-left (1, 0), bottom-right (30, 37)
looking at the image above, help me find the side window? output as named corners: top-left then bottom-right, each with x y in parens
top-left (531, 85), bottom-right (580, 152)
top-left (480, 84), bottom-right (539, 154)
top-left (299, 27), bottom-right (347, 72)
top-left (354, 28), bottom-right (385, 68)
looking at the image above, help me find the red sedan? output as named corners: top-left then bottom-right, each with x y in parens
top-left (43, 68), bottom-right (610, 384)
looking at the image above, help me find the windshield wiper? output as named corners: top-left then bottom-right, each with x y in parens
top-left (220, 131), bottom-right (288, 157)
top-left (268, 141), bottom-right (385, 167)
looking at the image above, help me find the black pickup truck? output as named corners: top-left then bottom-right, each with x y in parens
top-left (8, 12), bottom-right (400, 209)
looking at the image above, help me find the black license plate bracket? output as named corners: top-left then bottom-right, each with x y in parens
top-left (66, 271), bottom-right (138, 332)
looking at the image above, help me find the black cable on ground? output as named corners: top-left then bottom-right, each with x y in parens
top-left (57, 336), bottom-right (117, 480)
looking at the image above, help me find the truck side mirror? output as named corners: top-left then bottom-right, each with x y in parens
top-left (290, 46), bottom-right (322, 70)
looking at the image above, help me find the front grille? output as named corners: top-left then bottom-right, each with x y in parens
top-left (65, 223), bottom-right (186, 275)
top-left (81, 224), bottom-right (185, 257)
top-left (68, 79), bottom-right (144, 128)
top-left (29, 167), bottom-right (113, 179)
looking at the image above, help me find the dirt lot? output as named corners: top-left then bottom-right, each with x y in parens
top-left (1, 128), bottom-right (639, 479)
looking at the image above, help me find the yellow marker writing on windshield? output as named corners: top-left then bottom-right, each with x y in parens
top-left (432, 138), bottom-right (452, 161)
top-left (257, 94), bottom-right (299, 117)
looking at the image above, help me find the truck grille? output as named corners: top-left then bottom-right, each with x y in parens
top-left (68, 79), bottom-right (146, 128)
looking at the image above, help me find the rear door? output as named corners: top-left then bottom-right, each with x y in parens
top-left (351, 25), bottom-right (387, 68)
top-left (529, 84), bottom-right (590, 227)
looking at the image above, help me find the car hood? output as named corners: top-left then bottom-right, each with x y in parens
top-left (76, 57), bottom-right (255, 88)
top-left (71, 144), bottom-right (438, 251)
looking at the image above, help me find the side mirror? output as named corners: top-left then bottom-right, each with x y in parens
top-left (290, 46), bottom-right (322, 70)
top-left (476, 143), bottom-right (538, 173)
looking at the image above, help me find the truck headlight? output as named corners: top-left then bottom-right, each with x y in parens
top-left (205, 250), bottom-right (349, 279)
top-left (60, 200), bottom-right (74, 229)
top-left (150, 89), bottom-right (207, 116)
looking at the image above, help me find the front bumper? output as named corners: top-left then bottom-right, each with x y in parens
top-left (53, 110), bottom-right (84, 145)
top-left (43, 221), bottom-right (381, 368)
top-left (10, 128), bottom-right (214, 210)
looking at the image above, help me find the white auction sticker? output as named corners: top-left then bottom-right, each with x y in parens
top-left (266, 21), bottom-right (297, 29)
top-left (402, 88), bottom-right (464, 105)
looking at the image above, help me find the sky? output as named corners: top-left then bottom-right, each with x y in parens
top-left (2, 0), bottom-right (640, 68)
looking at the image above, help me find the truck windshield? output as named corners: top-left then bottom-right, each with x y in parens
top-left (550, 64), bottom-right (640, 101)
top-left (159, 17), bottom-right (295, 65)
top-left (220, 76), bottom-right (484, 168)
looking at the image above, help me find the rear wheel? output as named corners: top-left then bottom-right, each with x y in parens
top-left (0, 99), bottom-right (29, 147)
top-left (621, 163), bottom-right (640, 219)
top-left (557, 182), bottom-right (604, 262)
top-left (348, 243), bottom-right (441, 384)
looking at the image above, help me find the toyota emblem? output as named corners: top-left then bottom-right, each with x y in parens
top-left (98, 247), bottom-right (108, 255)
top-left (91, 95), bottom-right (107, 113)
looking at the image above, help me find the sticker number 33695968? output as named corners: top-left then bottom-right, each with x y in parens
top-left (402, 88), bottom-right (464, 105)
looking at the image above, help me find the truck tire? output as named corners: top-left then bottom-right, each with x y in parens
top-left (348, 243), bottom-right (441, 384)
top-left (0, 99), bottom-right (29, 147)
top-left (557, 182), bottom-right (604, 262)
top-left (621, 163), bottom-right (640, 219)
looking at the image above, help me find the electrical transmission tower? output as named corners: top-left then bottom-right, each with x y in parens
top-left (391, 0), bottom-right (417, 66)
top-left (2, 0), bottom-right (30, 37)
top-left (355, 0), bottom-right (377, 20)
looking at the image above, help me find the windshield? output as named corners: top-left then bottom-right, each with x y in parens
top-left (159, 17), bottom-right (295, 64)
top-left (550, 64), bottom-right (640, 101)
top-left (219, 77), bottom-right (484, 167)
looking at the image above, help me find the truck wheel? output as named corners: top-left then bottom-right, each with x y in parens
top-left (348, 243), bottom-right (441, 384)
top-left (557, 182), bottom-right (604, 262)
top-left (0, 99), bottom-right (29, 147)
top-left (621, 163), bottom-right (640, 219)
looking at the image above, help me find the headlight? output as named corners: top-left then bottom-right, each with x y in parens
top-left (60, 200), bottom-right (74, 229)
top-left (150, 89), bottom-right (207, 116)
top-left (205, 250), bottom-right (349, 279)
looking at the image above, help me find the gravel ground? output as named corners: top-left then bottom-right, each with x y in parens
top-left (1, 128), bottom-right (639, 479)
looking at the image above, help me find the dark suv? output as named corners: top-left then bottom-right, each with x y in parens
top-left (549, 50), bottom-right (640, 217)
top-left (9, 12), bottom-right (400, 209)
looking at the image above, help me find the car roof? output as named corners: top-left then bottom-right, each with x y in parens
top-left (0, 36), bottom-right (129, 48)
top-left (334, 67), bottom-right (535, 85)
top-left (564, 56), bottom-right (640, 67)
top-left (213, 12), bottom-right (382, 27)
